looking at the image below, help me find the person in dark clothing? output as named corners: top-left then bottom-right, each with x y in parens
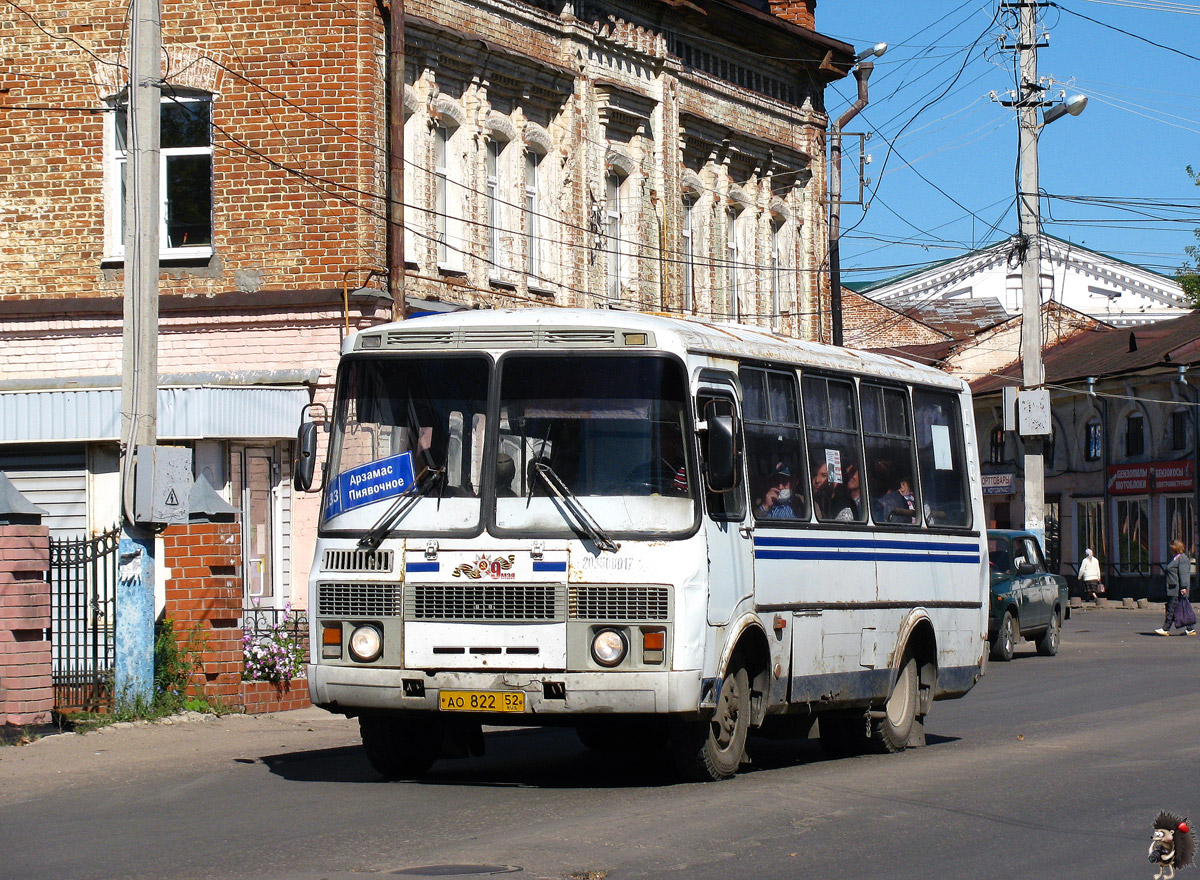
top-left (1157, 539), bottom-right (1194, 636)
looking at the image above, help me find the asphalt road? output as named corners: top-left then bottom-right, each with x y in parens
top-left (3, 606), bottom-right (1199, 880)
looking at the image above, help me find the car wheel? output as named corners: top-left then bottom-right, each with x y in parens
top-left (1036, 607), bottom-right (1062, 656)
top-left (990, 610), bottom-right (1015, 662)
top-left (870, 656), bottom-right (919, 753)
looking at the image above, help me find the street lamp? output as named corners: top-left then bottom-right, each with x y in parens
top-left (829, 41), bottom-right (886, 346)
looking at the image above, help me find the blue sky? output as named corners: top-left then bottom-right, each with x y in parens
top-left (817, 1), bottom-right (1200, 285)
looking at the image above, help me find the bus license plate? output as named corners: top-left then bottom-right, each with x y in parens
top-left (438, 690), bottom-right (526, 713)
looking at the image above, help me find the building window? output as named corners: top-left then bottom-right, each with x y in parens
top-left (434, 122), bottom-right (465, 271)
top-left (1166, 495), bottom-right (1195, 558)
top-left (1044, 424), bottom-right (1056, 471)
top-left (770, 219), bottom-right (783, 333)
top-left (1077, 498), bottom-right (1104, 570)
top-left (1125, 413), bottom-right (1145, 457)
top-left (1115, 496), bottom-right (1150, 574)
top-left (606, 170), bottom-right (628, 301)
top-left (682, 195), bottom-right (696, 313)
top-left (110, 92), bottom-right (213, 259)
top-left (725, 207), bottom-right (741, 321)
top-left (524, 149), bottom-right (543, 282)
top-left (1172, 410), bottom-right (1189, 451)
top-left (990, 426), bottom-right (1005, 465)
top-left (1086, 419), bottom-right (1102, 461)
top-left (486, 138), bottom-right (508, 275)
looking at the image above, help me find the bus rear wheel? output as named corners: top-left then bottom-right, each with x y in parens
top-left (359, 713), bottom-right (443, 780)
top-left (669, 665), bottom-right (750, 781)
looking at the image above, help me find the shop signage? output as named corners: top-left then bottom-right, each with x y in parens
top-left (981, 473), bottom-right (1015, 496)
top-left (1106, 460), bottom-right (1194, 495)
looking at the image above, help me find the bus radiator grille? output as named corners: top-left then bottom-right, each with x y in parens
top-left (321, 548), bottom-right (394, 573)
top-left (569, 586), bottom-right (670, 621)
top-left (317, 582), bottom-right (403, 617)
top-left (406, 583), bottom-right (563, 621)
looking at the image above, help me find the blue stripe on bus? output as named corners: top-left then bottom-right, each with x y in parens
top-left (753, 536), bottom-right (978, 553)
top-left (405, 562), bottom-right (440, 572)
top-left (755, 550), bottom-right (980, 564)
top-left (532, 561), bottom-right (567, 572)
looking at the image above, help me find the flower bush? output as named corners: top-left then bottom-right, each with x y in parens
top-left (242, 604), bottom-right (308, 685)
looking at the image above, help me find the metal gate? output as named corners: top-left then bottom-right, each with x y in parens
top-left (50, 527), bottom-right (120, 711)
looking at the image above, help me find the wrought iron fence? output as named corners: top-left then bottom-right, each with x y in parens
top-left (50, 527), bottom-right (120, 711)
top-left (242, 604), bottom-right (310, 679)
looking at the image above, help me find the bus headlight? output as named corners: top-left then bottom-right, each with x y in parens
top-left (591, 629), bottom-right (627, 667)
top-left (348, 624), bottom-right (383, 662)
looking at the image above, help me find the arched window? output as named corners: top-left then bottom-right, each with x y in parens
top-left (524, 147), bottom-right (543, 280)
top-left (725, 206), bottom-right (742, 321)
top-left (1085, 418), bottom-right (1102, 461)
top-left (606, 168), bottom-right (629, 301)
top-left (1125, 412), bottom-right (1145, 457)
top-left (486, 135), bottom-right (509, 275)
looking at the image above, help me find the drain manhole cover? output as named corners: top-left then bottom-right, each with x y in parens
top-left (392, 867), bottom-right (522, 877)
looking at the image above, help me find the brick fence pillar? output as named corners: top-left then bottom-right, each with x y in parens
top-left (0, 524), bottom-right (53, 726)
top-left (162, 521), bottom-right (243, 709)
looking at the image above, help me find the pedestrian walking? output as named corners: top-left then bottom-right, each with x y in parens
top-left (1156, 539), bottom-right (1195, 636)
top-left (1078, 548), bottom-right (1102, 601)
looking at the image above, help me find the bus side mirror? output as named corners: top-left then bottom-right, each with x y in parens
top-left (703, 399), bottom-right (739, 493)
top-left (294, 421), bottom-right (319, 492)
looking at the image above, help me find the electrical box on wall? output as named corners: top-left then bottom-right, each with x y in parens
top-left (133, 445), bottom-right (193, 525)
top-left (1016, 389), bottom-right (1052, 437)
top-left (1002, 386), bottom-right (1018, 432)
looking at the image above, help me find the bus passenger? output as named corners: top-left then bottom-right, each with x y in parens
top-left (756, 462), bottom-right (800, 519)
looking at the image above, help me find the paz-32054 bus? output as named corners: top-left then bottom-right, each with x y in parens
top-left (295, 309), bottom-right (988, 781)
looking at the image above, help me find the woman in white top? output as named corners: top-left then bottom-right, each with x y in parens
top-left (1078, 548), bottom-right (1102, 601)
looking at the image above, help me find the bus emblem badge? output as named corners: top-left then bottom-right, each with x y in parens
top-left (452, 555), bottom-right (516, 580)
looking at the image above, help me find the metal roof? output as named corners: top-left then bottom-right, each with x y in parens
top-left (971, 309), bottom-right (1200, 395)
top-left (0, 382), bottom-right (315, 444)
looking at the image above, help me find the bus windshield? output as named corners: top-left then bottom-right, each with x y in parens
top-left (321, 355), bottom-right (490, 534)
top-left (493, 354), bottom-right (695, 537)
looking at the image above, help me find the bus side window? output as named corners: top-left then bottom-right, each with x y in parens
top-left (698, 391), bottom-right (746, 522)
top-left (862, 384), bottom-right (920, 527)
top-left (803, 374), bottom-right (866, 524)
top-left (913, 387), bottom-right (971, 528)
top-left (741, 366), bottom-right (809, 522)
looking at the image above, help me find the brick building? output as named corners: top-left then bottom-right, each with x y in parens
top-left (0, 0), bottom-right (854, 614)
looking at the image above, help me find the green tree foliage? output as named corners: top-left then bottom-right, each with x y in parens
top-left (1179, 166), bottom-right (1200, 308)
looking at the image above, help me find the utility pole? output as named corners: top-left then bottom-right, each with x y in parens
top-left (116, 0), bottom-right (161, 709)
top-left (1016, 0), bottom-right (1045, 537)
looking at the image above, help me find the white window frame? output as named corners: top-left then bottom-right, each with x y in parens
top-left (486, 137), bottom-right (508, 276)
top-left (525, 149), bottom-right (542, 282)
top-left (606, 170), bottom-right (627, 301)
top-left (434, 122), bottom-right (466, 272)
top-left (106, 92), bottom-right (214, 261)
top-left (770, 218), bottom-right (783, 332)
top-left (726, 207), bottom-right (741, 321)
top-left (682, 195), bottom-right (696, 313)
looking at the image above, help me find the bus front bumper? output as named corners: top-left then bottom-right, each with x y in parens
top-left (308, 664), bottom-right (704, 715)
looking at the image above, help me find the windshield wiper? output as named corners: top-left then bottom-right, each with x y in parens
top-left (357, 467), bottom-right (445, 550)
top-left (532, 461), bottom-right (620, 554)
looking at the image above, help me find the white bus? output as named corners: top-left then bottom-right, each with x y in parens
top-left (296, 308), bottom-right (988, 781)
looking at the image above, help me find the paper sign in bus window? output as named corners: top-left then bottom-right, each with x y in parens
top-left (325, 452), bottom-right (416, 518)
top-left (825, 448), bottom-right (843, 484)
top-left (932, 424), bottom-right (953, 470)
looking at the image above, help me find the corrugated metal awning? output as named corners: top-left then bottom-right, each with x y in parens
top-left (0, 376), bottom-right (316, 444)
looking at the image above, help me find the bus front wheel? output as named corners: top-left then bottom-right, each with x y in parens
top-left (871, 655), bottom-right (919, 753)
top-left (359, 713), bottom-right (443, 780)
top-left (670, 664), bottom-right (750, 781)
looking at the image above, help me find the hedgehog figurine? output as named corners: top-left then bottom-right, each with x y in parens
top-left (1150, 811), bottom-right (1196, 880)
